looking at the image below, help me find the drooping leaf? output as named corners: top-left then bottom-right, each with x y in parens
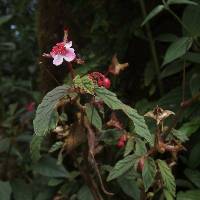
top-left (142, 158), bottom-right (157, 191)
top-left (184, 169), bottom-right (200, 188)
top-left (85, 103), bottom-right (102, 130)
top-left (95, 87), bottom-right (153, 146)
top-left (141, 5), bottom-right (165, 26)
top-left (167, 0), bottom-right (198, 6)
top-left (33, 156), bottom-right (70, 178)
top-left (107, 154), bottom-right (138, 181)
top-left (31, 85), bottom-right (72, 161)
top-left (34, 85), bottom-right (71, 136)
top-left (161, 61), bottom-right (186, 79)
top-left (162, 37), bottom-right (193, 66)
top-left (177, 190), bottom-right (200, 200)
top-left (0, 181), bottom-right (12, 200)
top-left (117, 176), bottom-right (140, 200)
top-left (157, 160), bottom-right (176, 198)
top-left (183, 4), bottom-right (200, 37)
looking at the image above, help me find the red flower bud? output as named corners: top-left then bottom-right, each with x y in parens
top-left (117, 134), bottom-right (128, 148)
top-left (117, 140), bottom-right (125, 148)
top-left (103, 78), bottom-right (111, 89)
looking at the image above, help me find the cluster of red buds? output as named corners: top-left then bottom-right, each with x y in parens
top-left (117, 134), bottom-right (128, 148)
top-left (88, 72), bottom-right (111, 89)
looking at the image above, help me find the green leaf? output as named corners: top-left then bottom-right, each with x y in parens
top-left (161, 61), bottom-right (185, 78)
top-left (30, 135), bottom-right (43, 162)
top-left (135, 138), bottom-right (147, 156)
top-left (142, 158), bottom-right (157, 191)
top-left (34, 85), bottom-right (70, 136)
top-left (117, 176), bottom-right (140, 200)
top-left (179, 119), bottom-right (200, 137)
top-left (141, 5), bottom-right (165, 26)
top-left (49, 141), bottom-right (63, 153)
top-left (164, 189), bottom-right (174, 200)
top-left (124, 137), bottom-right (134, 157)
top-left (95, 87), bottom-right (153, 146)
top-left (85, 103), bottom-right (102, 130)
top-left (157, 160), bottom-right (176, 198)
top-left (184, 169), bottom-right (200, 188)
top-left (177, 190), bottom-right (200, 200)
top-left (0, 181), bottom-right (12, 200)
top-left (33, 156), bottom-right (70, 178)
top-left (163, 37), bottom-right (193, 66)
top-left (171, 128), bottom-right (188, 142)
top-left (0, 15), bottom-right (12, 26)
top-left (190, 73), bottom-right (200, 96)
top-left (107, 154), bottom-right (138, 181)
top-left (11, 179), bottom-right (33, 200)
top-left (183, 4), bottom-right (200, 37)
top-left (167, 0), bottom-right (198, 6)
top-left (77, 185), bottom-right (94, 200)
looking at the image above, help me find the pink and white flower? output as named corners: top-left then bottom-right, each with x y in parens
top-left (50, 41), bottom-right (76, 66)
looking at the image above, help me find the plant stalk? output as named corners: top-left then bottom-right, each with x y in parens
top-left (139, 0), bottom-right (164, 96)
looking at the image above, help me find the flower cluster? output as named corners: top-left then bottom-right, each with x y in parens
top-left (88, 72), bottom-right (111, 89)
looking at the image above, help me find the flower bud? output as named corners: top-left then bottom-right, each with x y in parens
top-left (103, 78), bottom-right (111, 89)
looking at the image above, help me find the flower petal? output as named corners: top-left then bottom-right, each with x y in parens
top-left (50, 51), bottom-right (56, 58)
top-left (53, 55), bottom-right (64, 66)
top-left (63, 48), bottom-right (76, 62)
top-left (65, 41), bottom-right (72, 48)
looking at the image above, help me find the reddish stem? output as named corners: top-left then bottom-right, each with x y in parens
top-left (67, 62), bottom-right (75, 79)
